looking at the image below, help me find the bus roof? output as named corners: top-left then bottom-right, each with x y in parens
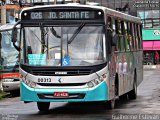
top-left (20, 3), bottom-right (141, 24)
top-left (104, 7), bottom-right (141, 23)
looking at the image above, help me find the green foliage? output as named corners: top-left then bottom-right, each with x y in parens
top-left (0, 90), bottom-right (7, 100)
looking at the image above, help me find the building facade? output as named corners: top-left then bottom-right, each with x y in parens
top-left (0, 0), bottom-right (33, 24)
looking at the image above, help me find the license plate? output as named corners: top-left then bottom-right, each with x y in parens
top-left (54, 92), bottom-right (69, 97)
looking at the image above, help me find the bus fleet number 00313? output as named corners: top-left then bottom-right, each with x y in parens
top-left (38, 78), bottom-right (51, 83)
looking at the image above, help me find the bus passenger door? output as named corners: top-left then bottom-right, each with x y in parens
top-left (107, 17), bottom-right (119, 99)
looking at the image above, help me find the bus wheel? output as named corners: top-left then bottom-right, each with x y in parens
top-left (105, 88), bottom-right (116, 109)
top-left (119, 93), bottom-right (128, 100)
top-left (37, 102), bottom-right (50, 111)
top-left (128, 73), bottom-right (137, 100)
top-left (10, 90), bottom-right (20, 97)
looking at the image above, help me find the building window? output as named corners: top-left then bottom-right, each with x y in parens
top-left (137, 10), bottom-right (160, 28)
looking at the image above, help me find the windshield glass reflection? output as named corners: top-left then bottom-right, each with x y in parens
top-left (0, 30), bottom-right (19, 71)
top-left (24, 25), bottom-right (106, 66)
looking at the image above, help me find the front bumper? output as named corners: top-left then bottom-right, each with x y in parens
top-left (2, 81), bottom-right (20, 92)
top-left (20, 81), bottom-right (108, 102)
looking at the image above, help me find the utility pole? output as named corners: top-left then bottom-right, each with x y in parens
top-left (1, 0), bottom-right (6, 25)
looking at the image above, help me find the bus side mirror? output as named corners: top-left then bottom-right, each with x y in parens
top-left (12, 27), bottom-right (18, 43)
top-left (112, 34), bottom-right (118, 46)
top-left (12, 27), bottom-right (20, 51)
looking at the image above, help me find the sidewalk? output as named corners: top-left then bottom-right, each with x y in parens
top-left (143, 65), bottom-right (160, 70)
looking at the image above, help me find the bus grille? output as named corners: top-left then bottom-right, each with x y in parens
top-left (31, 69), bottom-right (92, 76)
top-left (37, 83), bottom-right (86, 86)
top-left (37, 93), bottom-right (85, 99)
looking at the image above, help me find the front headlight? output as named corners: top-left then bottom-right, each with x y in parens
top-left (87, 73), bottom-right (107, 88)
top-left (22, 78), bottom-right (36, 88)
top-left (87, 81), bottom-right (94, 88)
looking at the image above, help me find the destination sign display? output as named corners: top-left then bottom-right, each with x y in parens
top-left (21, 9), bottom-right (104, 20)
top-left (31, 11), bottom-right (93, 19)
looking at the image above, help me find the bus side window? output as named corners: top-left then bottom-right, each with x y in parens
top-left (138, 24), bottom-right (142, 49)
top-left (128, 22), bottom-right (133, 51)
top-left (118, 20), bottom-right (125, 52)
top-left (131, 23), bottom-right (135, 50)
top-left (121, 20), bottom-right (125, 52)
top-left (124, 21), bottom-right (130, 51)
top-left (112, 18), bottom-right (116, 36)
top-left (135, 24), bottom-right (139, 50)
top-left (107, 16), bottom-right (112, 54)
top-left (115, 19), bottom-right (122, 51)
top-left (115, 20), bottom-right (121, 51)
top-left (112, 19), bottom-right (119, 52)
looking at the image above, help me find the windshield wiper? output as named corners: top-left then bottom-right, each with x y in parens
top-left (50, 27), bottom-right (61, 38)
top-left (68, 23), bottom-right (85, 44)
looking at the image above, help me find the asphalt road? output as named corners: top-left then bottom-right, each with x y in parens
top-left (0, 70), bottom-right (160, 120)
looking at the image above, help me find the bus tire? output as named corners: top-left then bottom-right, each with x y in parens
top-left (105, 79), bottom-right (117, 110)
top-left (128, 73), bottom-right (137, 100)
top-left (37, 102), bottom-right (50, 111)
top-left (10, 90), bottom-right (20, 97)
top-left (119, 93), bottom-right (128, 100)
top-left (115, 74), bottom-right (119, 96)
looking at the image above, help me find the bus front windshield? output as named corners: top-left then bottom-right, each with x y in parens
top-left (24, 24), bottom-right (107, 66)
top-left (0, 30), bottom-right (19, 71)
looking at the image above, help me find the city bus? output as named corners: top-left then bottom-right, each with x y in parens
top-left (0, 23), bottom-right (20, 96)
top-left (12, 3), bottom-right (143, 111)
